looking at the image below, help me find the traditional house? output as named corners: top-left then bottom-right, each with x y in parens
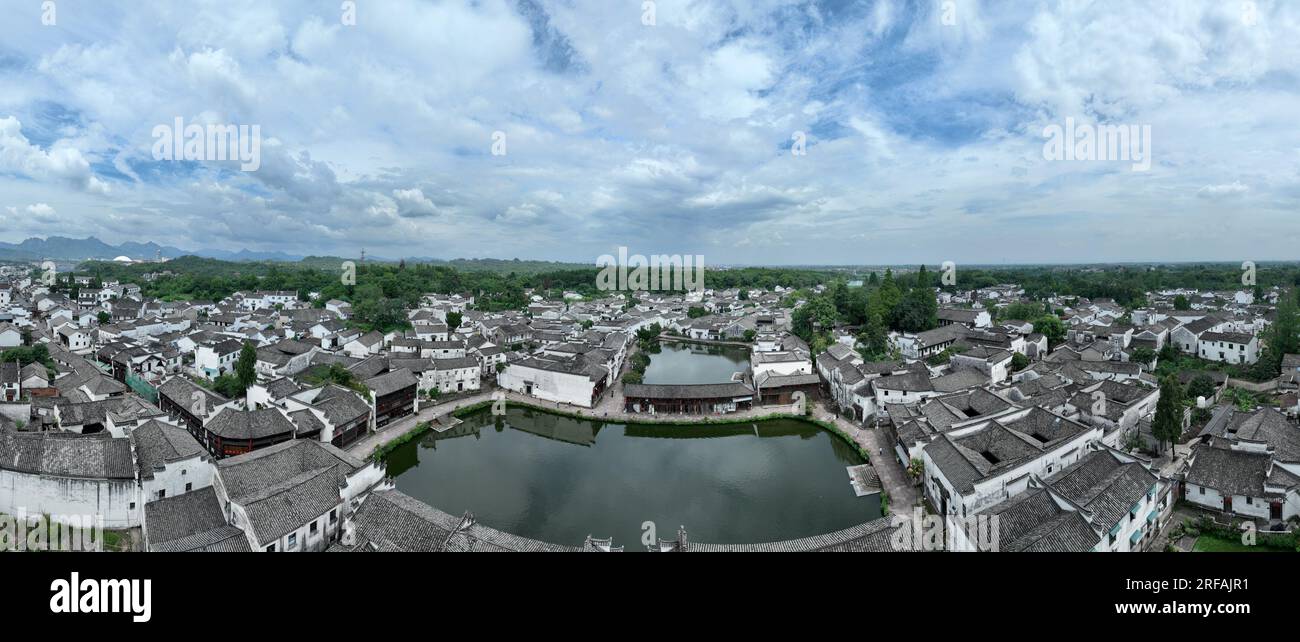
top-left (623, 382), bottom-right (755, 414)
top-left (203, 406), bottom-right (298, 458)
top-left (952, 447), bottom-right (1167, 552)
top-left (212, 439), bottom-right (385, 552)
top-left (922, 407), bottom-right (1102, 520)
top-left (498, 355), bottom-right (608, 408)
top-left (365, 368), bottom-right (419, 426)
top-left (131, 419), bottom-right (214, 503)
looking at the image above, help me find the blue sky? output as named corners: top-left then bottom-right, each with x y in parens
top-left (0, 0), bottom-right (1297, 264)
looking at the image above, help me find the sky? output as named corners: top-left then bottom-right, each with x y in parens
top-left (0, 0), bottom-right (1297, 265)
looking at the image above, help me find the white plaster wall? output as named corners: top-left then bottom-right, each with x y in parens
top-left (0, 471), bottom-right (140, 528)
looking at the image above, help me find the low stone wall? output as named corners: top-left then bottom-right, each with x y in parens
top-left (1226, 377), bottom-right (1278, 393)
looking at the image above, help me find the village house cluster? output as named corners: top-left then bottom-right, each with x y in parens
top-left (0, 259), bottom-right (1296, 553)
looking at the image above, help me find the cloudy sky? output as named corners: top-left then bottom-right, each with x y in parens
top-left (0, 0), bottom-right (1298, 265)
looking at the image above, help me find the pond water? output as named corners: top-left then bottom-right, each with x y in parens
top-left (386, 407), bottom-right (882, 549)
top-left (640, 341), bottom-right (750, 384)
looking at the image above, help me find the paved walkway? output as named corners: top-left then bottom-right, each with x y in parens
top-left (347, 390), bottom-right (495, 459)
top-left (816, 410), bottom-right (919, 518)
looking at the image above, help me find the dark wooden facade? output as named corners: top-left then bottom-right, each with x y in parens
top-left (623, 382), bottom-right (755, 415)
top-left (374, 385), bottom-right (416, 427)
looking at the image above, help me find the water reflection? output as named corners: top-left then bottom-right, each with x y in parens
top-left (641, 341), bottom-right (750, 384)
top-left (387, 407), bottom-right (882, 549)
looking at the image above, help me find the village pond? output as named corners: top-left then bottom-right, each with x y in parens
top-left (386, 407), bottom-right (882, 548)
top-left (640, 340), bottom-right (750, 384)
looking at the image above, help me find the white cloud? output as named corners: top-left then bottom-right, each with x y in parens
top-left (0, 117), bottom-right (109, 195)
top-left (1197, 181), bottom-right (1250, 199)
top-left (392, 188), bottom-right (439, 217)
top-left (0, 0), bottom-right (1295, 263)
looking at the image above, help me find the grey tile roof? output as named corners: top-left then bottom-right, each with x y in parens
top-left (205, 407), bottom-right (297, 441)
top-left (675, 516), bottom-right (909, 552)
top-left (432, 356), bottom-right (480, 371)
top-left (364, 368), bottom-right (418, 397)
top-left (1043, 449), bottom-right (1156, 533)
top-left (926, 408), bottom-right (1091, 493)
top-left (217, 438), bottom-right (362, 496)
top-left (328, 489), bottom-right (576, 552)
top-left (1187, 444), bottom-right (1271, 497)
top-left (930, 369), bottom-right (988, 393)
top-left (239, 466), bottom-right (343, 544)
top-left (984, 487), bottom-right (1100, 552)
top-left (158, 375), bottom-right (229, 411)
top-left (0, 427), bottom-right (134, 479)
top-left (873, 370), bottom-right (933, 393)
top-left (145, 486), bottom-right (251, 552)
top-left (1225, 409), bottom-right (1300, 463)
top-left (131, 419), bottom-right (206, 479)
top-left (216, 439), bottom-right (365, 545)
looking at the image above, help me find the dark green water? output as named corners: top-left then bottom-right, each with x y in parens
top-left (641, 341), bottom-right (750, 384)
top-left (386, 407), bottom-right (881, 549)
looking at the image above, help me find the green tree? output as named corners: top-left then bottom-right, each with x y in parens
top-left (210, 374), bottom-right (245, 398)
top-left (792, 296), bottom-right (837, 343)
top-left (856, 310), bottom-right (890, 361)
top-left (96, 311), bottom-right (110, 324)
top-left (1130, 346), bottom-right (1156, 366)
top-left (1186, 374), bottom-right (1217, 401)
top-left (875, 270), bottom-right (902, 324)
top-left (893, 286), bottom-right (938, 332)
top-left (1173, 294), bottom-right (1190, 310)
top-left (1151, 376), bottom-right (1185, 452)
top-left (1010, 352), bottom-right (1030, 372)
top-left (235, 342), bottom-right (258, 392)
top-left (1251, 290), bottom-right (1299, 379)
top-left (1032, 315), bottom-right (1066, 348)
top-left (446, 311), bottom-right (463, 333)
top-left (351, 283), bottom-right (409, 332)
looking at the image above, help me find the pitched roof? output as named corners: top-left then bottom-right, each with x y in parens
top-left (1187, 445), bottom-right (1271, 497)
top-left (131, 420), bottom-right (206, 479)
top-left (1043, 449), bottom-right (1156, 533)
top-left (327, 489), bottom-right (576, 552)
top-left (364, 368), bottom-right (418, 397)
top-left (204, 407), bottom-right (297, 441)
top-left (674, 516), bottom-right (910, 552)
top-left (983, 486), bottom-right (1099, 552)
top-left (145, 487), bottom-right (251, 552)
top-left (0, 427), bottom-right (134, 479)
top-left (216, 439), bottom-right (365, 544)
top-left (925, 408), bottom-right (1092, 493)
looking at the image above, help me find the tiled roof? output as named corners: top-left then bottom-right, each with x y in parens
top-left (0, 427), bottom-right (134, 479)
top-left (1187, 444), bottom-right (1271, 497)
top-left (328, 489), bottom-right (576, 552)
top-left (145, 487), bottom-right (251, 552)
top-left (131, 419), bottom-right (205, 479)
top-left (205, 407), bottom-right (296, 441)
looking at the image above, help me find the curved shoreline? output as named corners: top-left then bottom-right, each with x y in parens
top-left (369, 399), bottom-right (888, 552)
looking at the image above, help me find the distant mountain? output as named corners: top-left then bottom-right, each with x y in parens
top-left (0, 236), bottom-right (303, 262)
